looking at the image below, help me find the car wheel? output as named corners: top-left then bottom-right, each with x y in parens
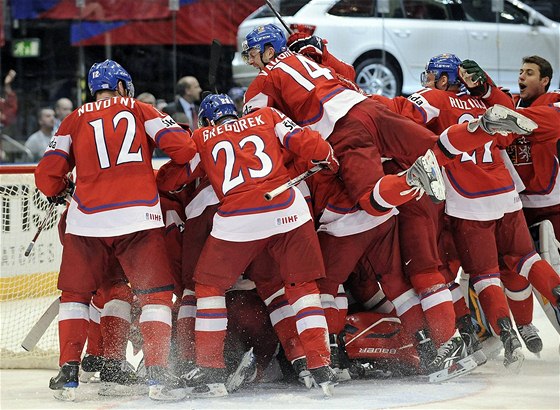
top-left (354, 58), bottom-right (401, 98)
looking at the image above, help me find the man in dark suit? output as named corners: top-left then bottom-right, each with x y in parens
top-left (163, 76), bottom-right (202, 129)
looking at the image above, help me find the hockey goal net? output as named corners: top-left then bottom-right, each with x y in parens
top-left (1, 166), bottom-right (63, 369)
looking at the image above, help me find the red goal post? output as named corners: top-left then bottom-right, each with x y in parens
top-left (0, 165), bottom-right (63, 369)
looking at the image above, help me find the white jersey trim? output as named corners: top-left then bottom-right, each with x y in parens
top-left (443, 172), bottom-right (522, 221)
top-left (317, 207), bottom-right (397, 237)
top-left (520, 171), bottom-right (560, 208)
top-left (210, 188), bottom-right (311, 242)
top-left (185, 184), bottom-right (220, 220)
top-left (64, 198), bottom-right (164, 237)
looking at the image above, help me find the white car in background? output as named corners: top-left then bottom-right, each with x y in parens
top-left (232, 0), bottom-right (560, 97)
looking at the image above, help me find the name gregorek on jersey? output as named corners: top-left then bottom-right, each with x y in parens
top-left (77, 97), bottom-right (137, 115)
top-left (202, 115), bottom-right (266, 142)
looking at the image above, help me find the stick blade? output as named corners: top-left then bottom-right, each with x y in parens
top-left (21, 298), bottom-right (60, 351)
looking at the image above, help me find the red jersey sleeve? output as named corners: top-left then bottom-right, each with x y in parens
top-left (269, 108), bottom-right (334, 168)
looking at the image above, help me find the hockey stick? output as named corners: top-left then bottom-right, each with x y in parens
top-left (25, 201), bottom-right (57, 257)
top-left (264, 0), bottom-right (293, 34)
top-left (264, 164), bottom-right (325, 201)
top-left (208, 39), bottom-right (222, 93)
top-left (21, 297), bottom-right (61, 351)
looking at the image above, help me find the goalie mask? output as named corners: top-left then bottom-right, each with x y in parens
top-left (198, 93), bottom-right (238, 127)
top-left (421, 53), bottom-right (462, 88)
top-left (88, 59), bottom-right (135, 98)
top-left (242, 24), bottom-right (287, 63)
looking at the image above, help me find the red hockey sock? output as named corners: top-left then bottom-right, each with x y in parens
top-left (195, 283), bottom-right (227, 368)
top-left (527, 260), bottom-right (560, 303)
top-left (501, 271), bottom-right (533, 326)
top-left (447, 282), bottom-right (471, 320)
top-left (471, 272), bottom-right (510, 335)
top-left (137, 290), bottom-right (173, 367)
top-left (265, 293), bottom-right (306, 362)
top-left (100, 299), bottom-right (131, 360)
top-left (285, 282), bottom-right (330, 369)
top-left (176, 291), bottom-right (196, 362)
top-left (410, 272), bottom-right (455, 346)
top-left (58, 299), bottom-right (90, 366)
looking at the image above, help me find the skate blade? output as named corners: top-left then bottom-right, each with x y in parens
top-left (421, 150), bottom-right (445, 202)
top-left (491, 105), bottom-right (538, 134)
top-left (504, 349), bottom-right (525, 373)
top-left (471, 349), bottom-right (488, 366)
top-left (148, 385), bottom-right (187, 401)
top-left (53, 387), bottom-right (76, 401)
top-left (319, 381), bottom-right (336, 397)
top-left (79, 371), bottom-right (100, 383)
top-left (226, 347), bottom-right (256, 393)
top-left (428, 355), bottom-right (478, 383)
top-left (298, 370), bottom-right (316, 389)
top-left (187, 383), bottom-right (229, 398)
top-left (482, 336), bottom-right (503, 360)
top-left (333, 368), bottom-right (352, 382)
top-left (98, 382), bottom-right (148, 396)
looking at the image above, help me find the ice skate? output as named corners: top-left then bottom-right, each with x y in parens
top-left (517, 323), bottom-right (543, 355)
top-left (49, 361), bottom-right (79, 401)
top-left (292, 357), bottom-right (315, 389)
top-left (415, 329), bottom-right (437, 374)
top-left (403, 149), bottom-right (446, 204)
top-left (457, 314), bottom-right (487, 366)
top-left (329, 334), bottom-right (351, 382)
top-left (98, 359), bottom-right (148, 396)
top-left (146, 366), bottom-right (187, 401)
top-left (467, 104), bottom-right (537, 136)
top-left (226, 347), bottom-right (257, 393)
top-left (182, 366), bottom-right (228, 398)
top-left (310, 365), bottom-right (338, 397)
top-left (427, 335), bottom-right (477, 383)
top-left (498, 317), bottom-right (525, 371)
top-left (80, 354), bottom-right (103, 383)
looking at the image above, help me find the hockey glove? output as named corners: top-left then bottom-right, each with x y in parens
top-left (459, 59), bottom-right (493, 97)
top-left (311, 145), bottom-right (339, 173)
top-left (47, 178), bottom-right (75, 205)
top-left (287, 33), bottom-right (325, 64)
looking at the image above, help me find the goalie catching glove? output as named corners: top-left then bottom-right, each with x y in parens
top-left (47, 176), bottom-right (75, 205)
top-left (287, 33), bottom-right (325, 64)
top-left (311, 144), bottom-right (339, 173)
top-left (458, 59), bottom-right (495, 97)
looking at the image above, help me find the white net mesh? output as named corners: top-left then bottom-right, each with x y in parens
top-left (1, 168), bottom-right (63, 369)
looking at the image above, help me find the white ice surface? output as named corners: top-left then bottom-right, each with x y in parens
top-left (1, 306), bottom-right (559, 410)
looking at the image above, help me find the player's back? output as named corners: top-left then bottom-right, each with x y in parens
top-left (63, 97), bottom-right (159, 210)
top-left (245, 51), bottom-right (365, 138)
top-left (192, 107), bottom-right (293, 215)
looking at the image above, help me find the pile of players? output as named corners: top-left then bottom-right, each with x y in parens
top-left (35, 23), bottom-right (560, 402)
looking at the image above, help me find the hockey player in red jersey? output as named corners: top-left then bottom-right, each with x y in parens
top-left (157, 93), bottom-right (341, 397)
top-left (460, 56), bottom-right (560, 355)
top-left (243, 24), bottom-right (449, 212)
top-left (35, 59), bottom-right (197, 402)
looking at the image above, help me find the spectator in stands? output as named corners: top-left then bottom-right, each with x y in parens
top-left (0, 70), bottom-right (18, 132)
top-left (137, 92), bottom-right (157, 106)
top-left (163, 76), bottom-right (202, 130)
top-left (53, 98), bottom-right (73, 133)
top-left (156, 99), bottom-right (167, 111)
top-left (24, 107), bottom-right (55, 162)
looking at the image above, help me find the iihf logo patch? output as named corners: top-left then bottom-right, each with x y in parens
top-left (275, 214), bottom-right (298, 226)
top-left (145, 213), bottom-right (162, 222)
